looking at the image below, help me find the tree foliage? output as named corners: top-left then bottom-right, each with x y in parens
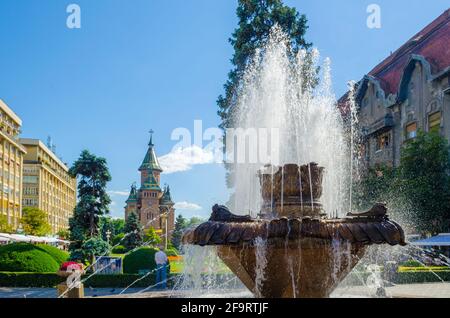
top-left (0, 215), bottom-right (14, 234)
top-left (68, 150), bottom-right (112, 262)
top-left (171, 214), bottom-right (187, 250)
top-left (398, 131), bottom-right (450, 234)
top-left (81, 237), bottom-right (111, 264)
top-left (122, 213), bottom-right (143, 251)
top-left (143, 226), bottom-right (161, 247)
top-left (354, 131), bottom-right (450, 234)
top-left (217, 0), bottom-right (312, 186)
top-left (20, 207), bottom-right (51, 236)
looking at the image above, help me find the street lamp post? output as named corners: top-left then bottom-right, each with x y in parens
top-left (160, 205), bottom-right (170, 250)
top-left (106, 230), bottom-right (111, 245)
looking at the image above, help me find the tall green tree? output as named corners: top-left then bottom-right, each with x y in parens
top-left (397, 131), bottom-right (450, 234)
top-left (217, 0), bottom-right (312, 185)
top-left (68, 150), bottom-right (112, 261)
top-left (171, 214), bottom-right (187, 250)
top-left (122, 212), bottom-right (143, 251)
top-left (21, 207), bottom-right (52, 236)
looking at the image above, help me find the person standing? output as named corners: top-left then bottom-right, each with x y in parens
top-left (154, 248), bottom-right (168, 289)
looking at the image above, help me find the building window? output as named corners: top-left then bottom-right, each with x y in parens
top-left (376, 132), bottom-right (390, 151)
top-left (428, 112), bottom-right (441, 133)
top-left (23, 176), bottom-right (38, 183)
top-left (406, 122), bottom-right (417, 140)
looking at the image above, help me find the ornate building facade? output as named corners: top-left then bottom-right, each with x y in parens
top-left (125, 132), bottom-right (175, 242)
top-left (339, 9), bottom-right (450, 169)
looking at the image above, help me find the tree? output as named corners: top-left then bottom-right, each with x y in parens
top-left (20, 207), bottom-right (51, 236)
top-left (353, 165), bottom-right (397, 211)
top-left (0, 215), bottom-right (13, 234)
top-left (143, 226), bottom-right (162, 247)
top-left (112, 218), bottom-right (125, 235)
top-left (171, 214), bottom-right (187, 250)
top-left (187, 216), bottom-right (205, 227)
top-left (68, 150), bottom-right (112, 262)
top-left (112, 232), bottom-right (125, 246)
top-left (217, 0), bottom-right (312, 185)
top-left (397, 131), bottom-right (450, 234)
top-left (122, 212), bottom-right (143, 251)
top-left (81, 237), bottom-right (111, 265)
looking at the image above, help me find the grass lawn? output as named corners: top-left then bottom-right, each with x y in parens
top-left (109, 254), bottom-right (231, 274)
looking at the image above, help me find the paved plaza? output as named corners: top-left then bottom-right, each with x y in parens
top-left (1, 283), bottom-right (450, 298)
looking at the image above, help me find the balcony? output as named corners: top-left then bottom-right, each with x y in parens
top-left (362, 114), bottom-right (395, 137)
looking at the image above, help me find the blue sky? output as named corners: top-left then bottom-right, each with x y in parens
top-left (0, 1), bottom-right (448, 219)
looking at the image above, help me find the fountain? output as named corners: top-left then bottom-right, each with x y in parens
top-left (182, 163), bottom-right (405, 298)
top-left (182, 27), bottom-right (406, 298)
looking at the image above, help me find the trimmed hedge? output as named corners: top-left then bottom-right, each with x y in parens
top-left (123, 247), bottom-right (159, 274)
top-left (0, 243), bottom-right (60, 272)
top-left (394, 271), bottom-right (450, 284)
top-left (111, 245), bottom-right (127, 254)
top-left (35, 244), bottom-right (69, 264)
top-left (0, 272), bottom-right (64, 287)
top-left (0, 272), bottom-right (177, 288)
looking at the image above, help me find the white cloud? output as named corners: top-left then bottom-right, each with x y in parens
top-left (159, 145), bottom-right (214, 174)
top-left (108, 190), bottom-right (129, 196)
top-left (174, 201), bottom-right (202, 211)
top-left (110, 201), bottom-right (117, 206)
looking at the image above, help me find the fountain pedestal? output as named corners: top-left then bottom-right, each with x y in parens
top-left (217, 239), bottom-right (365, 298)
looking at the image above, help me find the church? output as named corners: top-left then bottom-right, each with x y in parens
top-left (124, 131), bottom-right (175, 238)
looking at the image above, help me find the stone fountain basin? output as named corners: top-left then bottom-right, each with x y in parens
top-left (182, 217), bottom-right (406, 298)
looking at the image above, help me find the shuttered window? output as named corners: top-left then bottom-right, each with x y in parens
top-left (428, 112), bottom-right (441, 133)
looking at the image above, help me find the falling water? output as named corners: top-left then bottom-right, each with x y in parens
top-left (230, 26), bottom-right (349, 218)
top-left (254, 237), bottom-right (268, 297)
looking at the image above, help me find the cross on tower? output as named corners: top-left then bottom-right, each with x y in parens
top-left (148, 129), bottom-right (154, 146)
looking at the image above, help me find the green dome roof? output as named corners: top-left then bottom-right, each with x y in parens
top-left (139, 132), bottom-right (163, 172)
top-left (126, 183), bottom-right (138, 203)
top-left (160, 185), bottom-right (174, 206)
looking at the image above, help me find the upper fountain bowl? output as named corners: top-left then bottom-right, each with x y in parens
top-left (259, 162), bottom-right (325, 219)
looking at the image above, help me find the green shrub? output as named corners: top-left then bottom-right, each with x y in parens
top-left (112, 233), bottom-right (125, 246)
top-left (35, 244), bottom-right (69, 265)
top-left (165, 247), bottom-right (178, 257)
top-left (0, 243), bottom-right (60, 272)
top-left (123, 247), bottom-right (159, 274)
top-left (0, 272), bottom-right (64, 287)
top-left (111, 245), bottom-right (127, 254)
top-left (394, 271), bottom-right (450, 284)
top-left (0, 272), bottom-right (183, 288)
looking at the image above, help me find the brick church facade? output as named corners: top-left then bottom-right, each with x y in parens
top-left (339, 9), bottom-right (450, 169)
top-left (124, 132), bottom-right (175, 237)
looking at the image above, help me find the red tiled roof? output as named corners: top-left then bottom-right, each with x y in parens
top-left (337, 9), bottom-right (450, 116)
top-left (368, 9), bottom-right (450, 94)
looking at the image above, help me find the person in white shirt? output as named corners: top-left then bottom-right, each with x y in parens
top-left (154, 248), bottom-right (168, 289)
